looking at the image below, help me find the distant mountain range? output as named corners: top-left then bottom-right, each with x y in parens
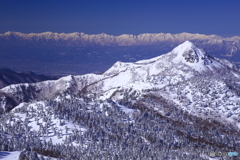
top-left (1, 31), bottom-right (240, 75)
top-left (0, 68), bottom-right (58, 89)
top-left (1, 31), bottom-right (240, 48)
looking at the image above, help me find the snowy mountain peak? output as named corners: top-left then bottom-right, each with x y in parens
top-left (171, 41), bottom-right (216, 71)
top-left (107, 41), bottom-right (224, 76)
top-left (173, 40), bottom-right (204, 62)
top-left (176, 40), bottom-right (195, 48)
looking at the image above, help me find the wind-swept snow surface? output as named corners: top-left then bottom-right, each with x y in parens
top-left (0, 151), bottom-right (21, 160)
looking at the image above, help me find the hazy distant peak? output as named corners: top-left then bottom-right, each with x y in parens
top-left (0, 68), bottom-right (16, 73)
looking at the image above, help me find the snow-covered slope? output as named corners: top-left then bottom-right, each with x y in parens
top-left (0, 151), bottom-right (59, 160)
top-left (1, 41), bottom-right (240, 159)
top-left (0, 151), bottom-right (21, 160)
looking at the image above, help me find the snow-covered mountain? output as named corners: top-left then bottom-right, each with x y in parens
top-left (1, 41), bottom-right (240, 125)
top-left (0, 41), bottom-right (240, 159)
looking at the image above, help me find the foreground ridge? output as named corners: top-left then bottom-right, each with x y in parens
top-left (0, 41), bottom-right (240, 159)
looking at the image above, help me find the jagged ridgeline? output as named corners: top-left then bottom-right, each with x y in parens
top-left (0, 41), bottom-right (240, 159)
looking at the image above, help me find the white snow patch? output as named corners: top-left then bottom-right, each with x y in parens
top-left (237, 123), bottom-right (240, 130)
top-left (119, 105), bottom-right (135, 115)
top-left (0, 151), bottom-right (21, 160)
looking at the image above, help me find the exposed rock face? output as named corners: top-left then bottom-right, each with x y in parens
top-left (182, 49), bottom-right (199, 63)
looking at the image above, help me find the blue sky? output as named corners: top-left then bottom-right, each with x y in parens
top-left (1, 0), bottom-right (240, 37)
